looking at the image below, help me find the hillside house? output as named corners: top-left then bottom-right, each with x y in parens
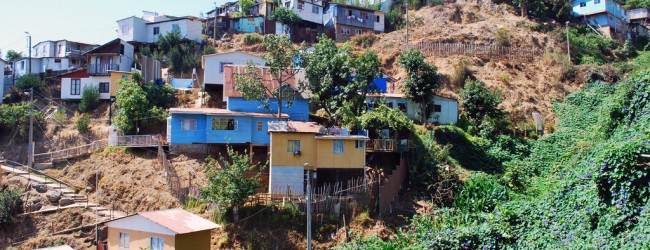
top-left (629, 8), bottom-right (649, 38)
top-left (572, 0), bottom-right (629, 40)
top-left (12, 40), bottom-right (97, 78)
top-left (0, 58), bottom-right (6, 101)
top-left (366, 93), bottom-right (459, 125)
top-left (268, 121), bottom-right (368, 194)
top-left (106, 208), bottom-right (219, 250)
top-left (202, 51), bottom-right (265, 105)
top-left (283, 0), bottom-right (325, 24)
top-left (231, 15), bottom-right (269, 34)
top-left (223, 64), bottom-right (310, 121)
top-left (84, 38), bottom-right (134, 77)
top-left (60, 69), bottom-right (132, 100)
top-left (323, 3), bottom-right (385, 42)
top-left (117, 11), bottom-right (203, 45)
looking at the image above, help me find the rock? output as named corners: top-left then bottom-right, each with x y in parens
top-left (46, 190), bottom-right (62, 203)
top-left (59, 197), bottom-right (75, 206)
top-left (33, 183), bottom-right (48, 193)
top-left (28, 199), bottom-right (42, 211)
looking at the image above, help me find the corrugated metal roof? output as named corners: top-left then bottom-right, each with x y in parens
top-left (268, 121), bottom-right (324, 134)
top-left (138, 208), bottom-right (220, 234)
top-left (169, 108), bottom-right (288, 118)
top-left (34, 245), bottom-right (74, 250)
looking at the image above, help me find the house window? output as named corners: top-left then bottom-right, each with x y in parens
top-left (376, 16), bottom-right (380, 22)
top-left (356, 29), bottom-right (363, 35)
top-left (312, 5), bottom-right (319, 14)
top-left (287, 139), bottom-right (301, 153)
top-left (122, 74), bottom-right (129, 79)
top-left (333, 140), bottom-right (344, 154)
top-left (257, 121), bottom-right (263, 131)
top-left (99, 82), bottom-right (109, 93)
top-left (20, 61), bottom-right (24, 70)
top-left (153, 27), bottom-right (160, 35)
top-left (119, 232), bottom-right (130, 248)
top-left (220, 62), bottom-right (233, 73)
top-left (355, 140), bottom-right (365, 149)
top-left (594, 0), bottom-right (600, 4)
top-left (397, 103), bottom-right (407, 113)
top-left (433, 104), bottom-right (442, 112)
top-left (579, 2), bottom-right (586, 7)
top-left (361, 12), bottom-right (368, 19)
top-left (120, 44), bottom-right (125, 55)
top-left (172, 24), bottom-right (180, 31)
top-left (247, 17), bottom-right (255, 25)
top-left (121, 25), bottom-right (130, 35)
top-left (70, 79), bottom-right (81, 95)
top-left (341, 27), bottom-right (351, 35)
top-left (54, 58), bottom-right (61, 63)
top-left (298, 2), bottom-right (304, 9)
top-left (348, 10), bottom-right (353, 16)
top-left (182, 119), bottom-right (197, 131)
top-left (280, 88), bottom-right (296, 102)
top-left (212, 118), bottom-right (236, 130)
top-left (150, 237), bottom-right (164, 250)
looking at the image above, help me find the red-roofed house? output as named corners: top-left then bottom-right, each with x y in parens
top-left (106, 208), bottom-right (219, 250)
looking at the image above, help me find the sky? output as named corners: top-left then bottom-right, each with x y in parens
top-left (0, 0), bottom-right (229, 57)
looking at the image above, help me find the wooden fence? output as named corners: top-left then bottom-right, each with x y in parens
top-left (33, 134), bottom-right (165, 163)
top-left (118, 135), bottom-right (165, 147)
top-left (415, 42), bottom-right (539, 61)
top-left (158, 145), bottom-right (200, 203)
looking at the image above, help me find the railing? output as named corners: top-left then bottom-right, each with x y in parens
top-left (415, 42), bottom-right (539, 61)
top-left (629, 8), bottom-right (649, 20)
top-left (366, 139), bottom-right (397, 152)
top-left (34, 139), bottom-right (108, 163)
top-left (118, 134), bottom-right (165, 147)
top-left (87, 63), bottom-right (120, 76)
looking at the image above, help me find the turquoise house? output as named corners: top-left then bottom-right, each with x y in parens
top-left (231, 16), bottom-right (265, 34)
top-left (572, 0), bottom-right (629, 39)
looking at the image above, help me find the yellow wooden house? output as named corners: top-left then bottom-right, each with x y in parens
top-left (268, 121), bottom-right (368, 194)
top-left (109, 70), bottom-right (132, 96)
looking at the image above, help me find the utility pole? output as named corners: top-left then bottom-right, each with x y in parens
top-left (305, 164), bottom-right (312, 250)
top-left (25, 32), bottom-right (32, 75)
top-left (405, 0), bottom-right (409, 49)
top-left (27, 87), bottom-right (34, 170)
top-left (565, 21), bottom-right (571, 63)
top-left (213, 2), bottom-right (218, 42)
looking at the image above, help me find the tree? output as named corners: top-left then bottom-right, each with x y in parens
top-left (0, 189), bottom-right (23, 226)
top-left (154, 30), bottom-right (199, 77)
top-left (360, 104), bottom-right (414, 136)
top-left (459, 79), bottom-right (503, 126)
top-left (14, 74), bottom-right (42, 91)
top-left (398, 49), bottom-right (440, 124)
top-left (349, 50), bottom-right (382, 116)
top-left (201, 146), bottom-right (263, 221)
top-left (114, 80), bottom-right (152, 133)
top-left (512, 0), bottom-right (571, 21)
top-left (5, 50), bottom-right (22, 62)
top-left (203, 46), bottom-right (217, 55)
top-left (142, 81), bottom-right (176, 108)
top-left (619, 0), bottom-right (650, 9)
top-left (269, 7), bottom-right (302, 35)
top-left (234, 35), bottom-right (302, 120)
top-left (76, 115), bottom-right (90, 134)
top-left (239, 0), bottom-right (256, 15)
top-left (78, 86), bottom-right (100, 112)
top-left (0, 102), bottom-right (44, 139)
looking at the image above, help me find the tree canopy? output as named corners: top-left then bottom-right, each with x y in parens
top-left (398, 49), bottom-right (440, 124)
top-left (459, 79), bottom-right (503, 126)
top-left (154, 30), bottom-right (199, 77)
top-left (113, 78), bottom-right (171, 133)
top-left (269, 7), bottom-right (302, 34)
top-left (239, 0), bottom-right (256, 15)
top-left (5, 50), bottom-right (22, 62)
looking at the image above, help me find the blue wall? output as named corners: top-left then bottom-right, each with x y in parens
top-left (227, 97), bottom-right (310, 121)
top-left (572, 0), bottom-right (627, 21)
top-left (170, 113), bottom-right (276, 144)
top-left (233, 16), bottom-right (265, 34)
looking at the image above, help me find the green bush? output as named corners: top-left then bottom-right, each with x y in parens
top-left (566, 26), bottom-right (619, 65)
top-left (243, 33), bottom-right (263, 45)
top-left (451, 59), bottom-right (472, 87)
top-left (351, 33), bottom-right (378, 48)
top-left (0, 189), bottom-right (23, 226)
top-left (14, 74), bottom-right (42, 91)
top-left (496, 28), bottom-right (511, 47)
top-left (0, 102), bottom-right (44, 139)
top-left (76, 115), bottom-right (90, 134)
top-left (78, 87), bottom-right (100, 112)
top-left (202, 46), bottom-right (217, 55)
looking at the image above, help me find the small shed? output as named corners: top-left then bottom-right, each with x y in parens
top-left (106, 208), bottom-right (220, 250)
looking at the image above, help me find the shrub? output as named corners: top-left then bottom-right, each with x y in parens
top-left (243, 33), bottom-right (263, 45)
top-left (52, 108), bottom-right (67, 124)
top-left (142, 82), bottom-right (176, 108)
top-left (78, 87), bottom-right (100, 112)
top-left (76, 115), bottom-right (90, 134)
top-left (385, 7), bottom-right (405, 31)
top-left (0, 102), bottom-right (44, 139)
top-left (14, 74), bottom-right (42, 92)
top-left (496, 28), bottom-right (511, 47)
top-left (0, 189), bottom-right (23, 226)
top-left (351, 33), bottom-right (378, 48)
top-left (202, 46), bottom-right (216, 55)
top-left (451, 59), bottom-right (472, 86)
top-left (460, 79), bottom-right (503, 126)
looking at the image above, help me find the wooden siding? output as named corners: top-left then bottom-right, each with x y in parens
top-left (315, 139), bottom-right (365, 169)
top-left (108, 227), bottom-right (176, 250)
top-left (109, 71), bottom-right (132, 96)
top-left (227, 97), bottom-right (310, 121)
top-left (175, 230), bottom-right (212, 250)
top-left (170, 113), bottom-right (277, 144)
top-left (270, 133), bottom-right (318, 169)
top-left (223, 65), bottom-right (301, 98)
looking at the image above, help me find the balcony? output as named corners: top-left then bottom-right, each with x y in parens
top-left (87, 63), bottom-right (120, 76)
top-left (629, 8), bottom-right (649, 20)
top-left (366, 139), bottom-right (410, 153)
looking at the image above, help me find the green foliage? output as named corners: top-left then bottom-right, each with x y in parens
top-left (496, 28), bottom-right (511, 47)
top-left (5, 50), bottom-right (22, 62)
top-left (453, 173), bottom-right (509, 213)
top-left (142, 82), bottom-right (176, 108)
top-left (567, 26), bottom-right (619, 65)
top-left (75, 115), bottom-right (90, 134)
top-left (242, 33), bottom-right (263, 45)
top-left (52, 108), bottom-right (66, 123)
top-left (78, 87), bottom-right (100, 113)
top-left (620, 0), bottom-right (650, 9)
top-left (269, 7), bottom-right (302, 34)
top-left (512, 0), bottom-right (572, 21)
top-left (351, 34), bottom-right (378, 48)
top-left (0, 189), bottom-right (23, 226)
top-left (459, 79), bottom-right (503, 127)
top-left (155, 30), bottom-right (199, 76)
top-left (114, 80), bottom-right (150, 133)
top-left (451, 59), bottom-right (472, 87)
top-left (239, 0), bottom-right (255, 15)
top-left (385, 7), bottom-right (405, 32)
top-left (201, 146), bottom-right (264, 209)
top-left (203, 46), bottom-right (217, 55)
top-left (360, 104), bottom-right (413, 134)
top-left (398, 49), bottom-right (440, 123)
top-left (0, 101), bottom-right (44, 139)
top-left (15, 75), bottom-right (42, 92)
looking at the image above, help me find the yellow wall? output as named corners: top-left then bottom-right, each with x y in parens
top-left (270, 133), bottom-right (317, 170)
top-left (316, 139), bottom-right (365, 169)
top-left (109, 71), bottom-right (132, 96)
top-left (270, 133), bottom-right (365, 169)
top-left (107, 227), bottom-right (175, 250)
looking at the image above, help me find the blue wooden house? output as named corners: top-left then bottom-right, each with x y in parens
top-left (572, 0), bottom-right (629, 39)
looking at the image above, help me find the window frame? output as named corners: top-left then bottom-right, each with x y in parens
top-left (333, 139), bottom-right (344, 154)
top-left (150, 237), bottom-right (164, 250)
top-left (212, 118), bottom-right (237, 131)
top-left (287, 139), bottom-right (301, 153)
top-left (579, 2), bottom-right (586, 7)
top-left (433, 104), bottom-right (442, 113)
top-left (119, 232), bottom-right (130, 248)
top-left (312, 5), bottom-right (319, 14)
top-left (153, 27), bottom-right (160, 35)
top-left (397, 102), bottom-right (407, 113)
top-left (70, 79), bottom-right (81, 95)
top-left (355, 140), bottom-right (365, 149)
top-left (220, 62), bottom-right (233, 73)
top-left (376, 16), bottom-right (380, 23)
top-left (181, 119), bottom-right (197, 131)
top-left (99, 82), bottom-right (109, 93)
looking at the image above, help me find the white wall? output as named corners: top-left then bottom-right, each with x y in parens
top-left (269, 166), bottom-right (304, 194)
top-left (117, 17), bottom-right (148, 43)
top-left (373, 11), bottom-right (385, 32)
top-left (286, 0), bottom-right (324, 24)
top-left (61, 76), bottom-right (111, 100)
top-left (107, 215), bottom-right (177, 236)
top-left (203, 52), bottom-right (265, 85)
top-left (146, 19), bottom-right (203, 44)
top-left (40, 58), bottom-right (72, 72)
top-left (367, 95), bottom-right (459, 125)
top-left (14, 58), bottom-right (43, 77)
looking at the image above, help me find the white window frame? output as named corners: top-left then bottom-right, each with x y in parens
top-left (288, 139), bottom-right (301, 153)
top-left (119, 232), bottom-right (130, 248)
top-left (153, 27), bottom-right (160, 35)
top-left (212, 118), bottom-right (238, 131)
top-left (181, 119), bottom-right (197, 131)
top-left (333, 140), bottom-right (344, 154)
top-left (70, 79), bottom-right (81, 95)
top-left (150, 237), bottom-right (164, 250)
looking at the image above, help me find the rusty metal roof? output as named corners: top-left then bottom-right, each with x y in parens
top-left (138, 208), bottom-right (220, 234)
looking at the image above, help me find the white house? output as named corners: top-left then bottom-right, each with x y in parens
top-left (282, 0), bottom-right (325, 24)
top-left (117, 11), bottom-right (203, 44)
top-left (0, 58), bottom-right (6, 102)
top-left (366, 93), bottom-right (459, 125)
top-left (12, 40), bottom-right (97, 78)
top-left (202, 51), bottom-right (265, 86)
